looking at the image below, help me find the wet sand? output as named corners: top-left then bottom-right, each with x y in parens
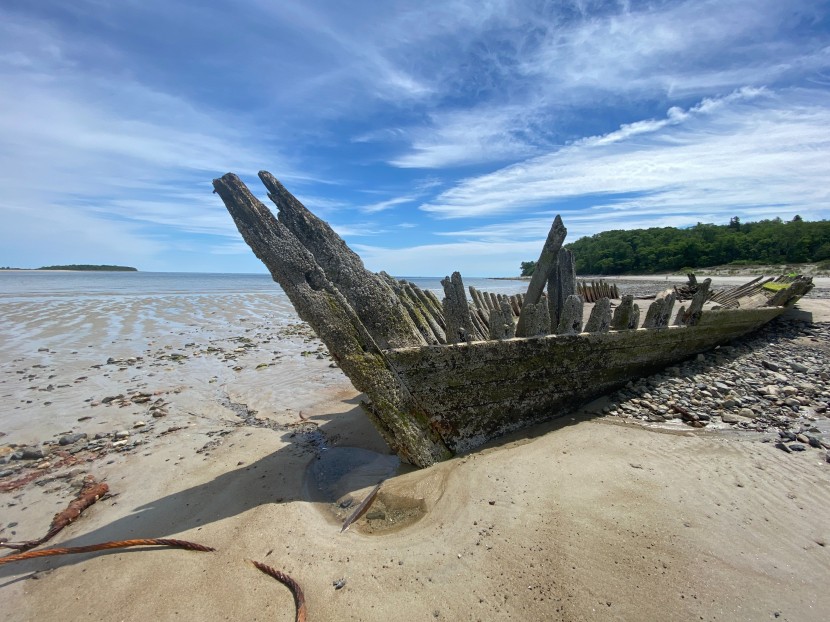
top-left (1, 289), bottom-right (829, 621)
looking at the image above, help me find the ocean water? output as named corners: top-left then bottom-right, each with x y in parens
top-left (0, 271), bottom-right (530, 301)
top-left (0, 271), bottom-right (530, 360)
top-left (0, 271), bottom-right (529, 443)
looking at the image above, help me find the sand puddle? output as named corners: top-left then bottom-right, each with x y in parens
top-left (304, 447), bottom-right (453, 534)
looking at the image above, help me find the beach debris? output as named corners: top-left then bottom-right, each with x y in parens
top-left (671, 404), bottom-right (708, 427)
top-left (340, 481), bottom-right (383, 533)
top-left (250, 559), bottom-right (307, 622)
top-left (0, 475), bottom-right (109, 553)
top-left (333, 577), bottom-right (346, 589)
top-left (577, 279), bottom-right (620, 303)
top-left (0, 538), bottom-right (214, 565)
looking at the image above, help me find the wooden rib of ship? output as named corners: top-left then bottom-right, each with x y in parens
top-left (213, 172), bottom-right (814, 468)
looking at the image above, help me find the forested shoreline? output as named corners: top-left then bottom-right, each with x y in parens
top-left (521, 217), bottom-right (830, 276)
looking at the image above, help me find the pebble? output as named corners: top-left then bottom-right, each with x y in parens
top-left (58, 432), bottom-right (87, 446)
top-left (20, 447), bottom-right (46, 460)
top-left (604, 319), bottom-right (829, 454)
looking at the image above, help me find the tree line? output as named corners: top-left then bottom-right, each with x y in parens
top-left (520, 216), bottom-right (830, 276)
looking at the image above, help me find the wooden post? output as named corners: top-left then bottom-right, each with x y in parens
top-left (515, 216), bottom-right (567, 336)
top-left (258, 171), bottom-right (424, 350)
top-left (584, 298), bottom-right (612, 332)
top-left (548, 248), bottom-right (577, 331)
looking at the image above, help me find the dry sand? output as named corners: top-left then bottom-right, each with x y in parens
top-left (1, 291), bottom-right (829, 621)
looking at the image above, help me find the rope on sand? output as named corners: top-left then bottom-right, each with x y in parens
top-left (250, 559), bottom-right (308, 622)
top-left (0, 538), bottom-right (215, 564)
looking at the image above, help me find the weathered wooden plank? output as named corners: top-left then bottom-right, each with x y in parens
top-left (258, 171), bottom-right (424, 350)
top-left (584, 297), bottom-right (612, 333)
top-left (516, 216), bottom-right (567, 335)
top-left (214, 173), bottom-right (450, 467)
top-left (442, 271), bottom-right (478, 343)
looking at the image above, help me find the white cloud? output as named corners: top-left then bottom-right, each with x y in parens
top-left (419, 88), bottom-right (830, 224)
top-left (383, 0), bottom-right (830, 169)
top-left (360, 195), bottom-right (417, 214)
top-left (353, 239), bottom-right (543, 277)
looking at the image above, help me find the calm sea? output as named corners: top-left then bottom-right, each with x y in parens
top-left (0, 271), bottom-right (529, 301)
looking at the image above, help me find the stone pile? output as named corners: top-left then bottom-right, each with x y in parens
top-left (601, 317), bottom-right (830, 456)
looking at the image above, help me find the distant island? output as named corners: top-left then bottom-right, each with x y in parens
top-left (36, 264), bottom-right (138, 272)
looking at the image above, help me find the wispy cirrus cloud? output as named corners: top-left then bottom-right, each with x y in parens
top-left (381, 0), bottom-right (830, 169)
top-left (420, 88), bottom-right (830, 226)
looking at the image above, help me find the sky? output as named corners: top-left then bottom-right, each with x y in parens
top-left (1, 0), bottom-right (829, 276)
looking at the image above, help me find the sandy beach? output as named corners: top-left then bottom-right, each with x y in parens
top-left (1, 277), bottom-right (829, 621)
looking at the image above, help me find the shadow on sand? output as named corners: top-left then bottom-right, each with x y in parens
top-left (0, 395), bottom-right (395, 581)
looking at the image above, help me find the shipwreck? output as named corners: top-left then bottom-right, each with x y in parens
top-left (213, 172), bottom-right (814, 468)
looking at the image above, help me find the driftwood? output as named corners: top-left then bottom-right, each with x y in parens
top-left (341, 481), bottom-right (383, 533)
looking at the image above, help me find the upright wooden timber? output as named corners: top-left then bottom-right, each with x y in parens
top-left (516, 216), bottom-right (567, 336)
top-left (441, 272), bottom-right (480, 343)
top-left (213, 173), bottom-right (450, 467)
top-left (258, 171), bottom-right (424, 351)
top-left (584, 298), bottom-right (612, 332)
top-left (549, 248), bottom-right (577, 330)
top-left (642, 291), bottom-right (677, 329)
top-left (611, 295), bottom-right (639, 330)
top-left (556, 294), bottom-right (583, 334)
top-left (678, 279), bottom-right (711, 326)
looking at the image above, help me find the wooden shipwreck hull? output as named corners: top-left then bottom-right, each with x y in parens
top-left (213, 171), bottom-right (814, 467)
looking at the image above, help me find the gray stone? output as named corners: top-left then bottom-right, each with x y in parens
top-left (20, 447), bottom-right (46, 460)
top-left (762, 360), bottom-right (780, 372)
top-left (59, 432), bottom-right (87, 446)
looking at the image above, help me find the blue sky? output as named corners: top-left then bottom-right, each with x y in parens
top-left (1, 0), bottom-right (829, 275)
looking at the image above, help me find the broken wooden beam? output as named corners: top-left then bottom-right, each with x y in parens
top-left (214, 173), bottom-right (451, 467)
top-left (515, 216), bottom-right (567, 336)
top-left (258, 171), bottom-right (424, 350)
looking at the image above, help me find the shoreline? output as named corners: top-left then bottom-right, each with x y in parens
top-left (1, 286), bottom-right (829, 620)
